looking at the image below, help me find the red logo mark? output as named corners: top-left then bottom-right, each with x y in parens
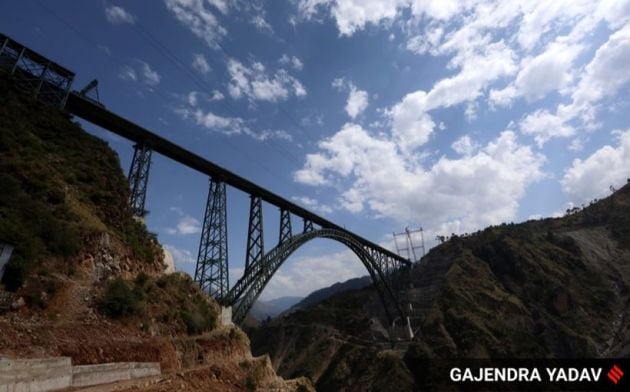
top-left (607, 365), bottom-right (624, 385)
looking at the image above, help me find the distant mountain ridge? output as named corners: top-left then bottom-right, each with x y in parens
top-left (287, 276), bottom-right (371, 313)
top-left (250, 296), bottom-right (303, 320)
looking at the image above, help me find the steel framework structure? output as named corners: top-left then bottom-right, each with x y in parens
top-left (1, 32), bottom-right (413, 328)
top-left (0, 33), bottom-right (74, 107)
top-left (224, 227), bottom-right (408, 325)
top-left (245, 196), bottom-right (264, 272)
top-left (127, 144), bottom-right (152, 217)
top-left (195, 178), bottom-right (229, 299)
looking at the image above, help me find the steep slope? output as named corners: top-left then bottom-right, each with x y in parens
top-left (250, 182), bottom-right (630, 390)
top-left (0, 75), bottom-right (313, 391)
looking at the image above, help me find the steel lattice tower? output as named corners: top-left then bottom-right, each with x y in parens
top-left (195, 178), bottom-right (229, 299)
top-left (279, 209), bottom-right (292, 244)
top-left (245, 196), bottom-right (264, 272)
top-left (128, 143), bottom-right (152, 217)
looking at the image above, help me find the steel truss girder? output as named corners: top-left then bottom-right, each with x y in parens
top-left (245, 196), bottom-right (264, 271)
top-left (0, 34), bottom-right (74, 107)
top-left (194, 178), bottom-right (229, 299)
top-left (279, 209), bottom-right (292, 244)
top-left (128, 143), bottom-right (152, 217)
top-left (225, 228), bottom-right (408, 325)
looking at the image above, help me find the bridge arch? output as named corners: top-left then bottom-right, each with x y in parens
top-left (224, 228), bottom-right (407, 325)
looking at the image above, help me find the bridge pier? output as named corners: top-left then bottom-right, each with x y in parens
top-left (245, 196), bottom-right (264, 272)
top-left (279, 209), bottom-right (292, 244)
top-left (127, 143), bottom-right (152, 217)
top-left (194, 178), bottom-right (229, 299)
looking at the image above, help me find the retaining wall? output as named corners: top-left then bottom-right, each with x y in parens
top-left (0, 357), bottom-right (160, 391)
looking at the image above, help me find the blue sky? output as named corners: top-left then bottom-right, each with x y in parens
top-left (2, 0), bottom-right (629, 300)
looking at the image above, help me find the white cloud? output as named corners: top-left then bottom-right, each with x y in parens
top-left (192, 53), bottom-right (211, 74)
top-left (252, 15), bottom-right (273, 32)
top-left (451, 135), bottom-right (480, 156)
top-left (345, 84), bottom-right (369, 119)
top-left (164, 244), bottom-right (196, 265)
top-left (561, 129), bottom-right (630, 204)
top-left (180, 108), bottom-right (246, 136)
top-left (227, 58), bottom-right (307, 102)
top-left (518, 24), bottom-right (630, 146)
top-left (295, 124), bottom-right (545, 233)
top-left (297, 0), bottom-right (406, 36)
top-left (118, 61), bottom-right (160, 87)
top-left (210, 90), bottom-right (225, 101)
top-left (139, 61), bottom-right (160, 86)
top-left (330, 78), bottom-right (369, 119)
top-left (175, 96), bottom-right (292, 141)
top-left (570, 24), bottom-right (630, 118)
top-left (166, 215), bottom-right (202, 236)
top-left (105, 5), bottom-right (136, 24)
top-left (279, 54), bottom-right (304, 71)
top-left (164, 0), bottom-right (228, 47)
top-left (292, 196), bottom-right (333, 214)
top-left (118, 65), bottom-right (137, 82)
top-left (520, 109), bottom-right (575, 147)
top-left (259, 248), bottom-right (366, 300)
top-left (490, 42), bottom-right (583, 106)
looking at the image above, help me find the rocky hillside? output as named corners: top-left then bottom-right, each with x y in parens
top-left (0, 75), bottom-right (313, 391)
top-left (250, 182), bottom-right (630, 390)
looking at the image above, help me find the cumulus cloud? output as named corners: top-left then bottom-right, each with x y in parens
top-left (331, 78), bottom-right (369, 119)
top-left (295, 123), bottom-right (545, 233)
top-left (345, 84), bottom-right (369, 119)
top-left (518, 23), bottom-right (630, 146)
top-left (174, 90), bottom-right (293, 141)
top-left (451, 135), bottom-right (480, 156)
top-left (279, 54), bottom-right (304, 71)
top-left (166, 215), bottom-right (202, 236)
top-left (105, 5), bottom-right (136, 24)
top-left (227, 58), bottom-right (307, 102)
top-left (164, 0), bottom-right (228, 47)
top-left (490, 42), bottom-right (583, 107)
top-left (519, 109), bottom-right (575, 147)
top-left (192, 53), bottom-right (211, 74)
top-left (118, 61), bottom-right (160, 87)
top-left (561, 129), bottom-right (630, 204)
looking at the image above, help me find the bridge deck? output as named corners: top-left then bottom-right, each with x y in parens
top-left (65, 92), bottom-right (409, 265)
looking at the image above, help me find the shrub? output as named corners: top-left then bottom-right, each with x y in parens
top-left (134, 272), bottom-right (149, 287)
top-left (101, 278), bottom-right (141, 318)
top-left (181, 302), bottom-right (217, 335)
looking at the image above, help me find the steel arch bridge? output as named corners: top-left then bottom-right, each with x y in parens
top-left (1, 32), bottom-right (414, 332)
top-left (223, 228), bottom-right (408, 325)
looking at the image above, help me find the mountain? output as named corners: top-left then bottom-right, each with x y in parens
top-left (287, 276), bottom-right (371, 313)
top-left (249, 182), bottom-right (630, 390)
top-left (0, 74), bottom-right (313, 391)
top-left (250, 296), bottom-right (303, 320)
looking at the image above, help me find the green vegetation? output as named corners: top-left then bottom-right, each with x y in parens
top-left (0, 74), bottom-right (159, 291)
top-left (100, 273), bottom-right (218, 335)
top-left (101, 278), bottom-right (143, 318)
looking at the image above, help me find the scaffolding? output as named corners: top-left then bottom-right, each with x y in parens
top-left (393, 227), bottom-right (425, 263)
